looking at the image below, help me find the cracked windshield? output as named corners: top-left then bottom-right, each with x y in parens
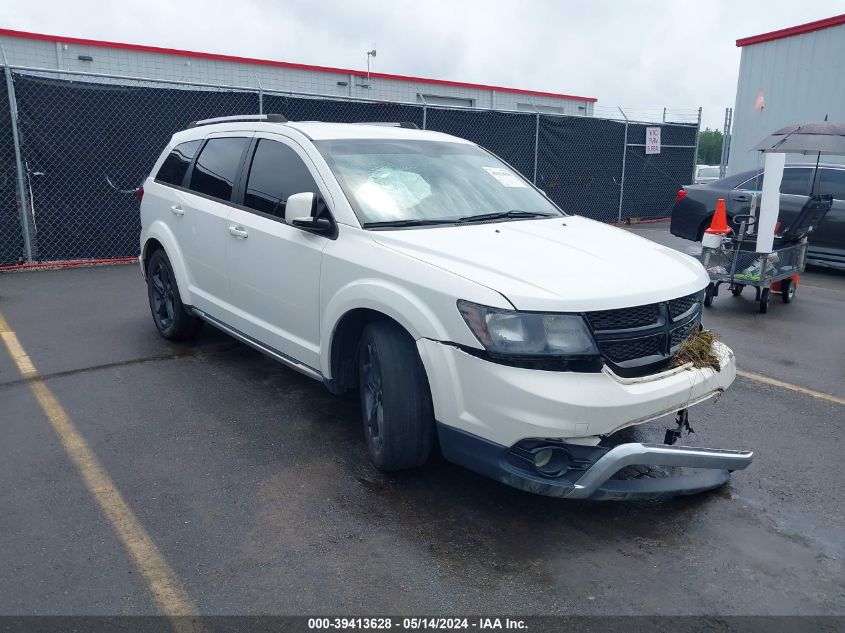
top-left (315, 139), bottom-right (560, 225)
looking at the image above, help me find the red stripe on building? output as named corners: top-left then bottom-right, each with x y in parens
top-left (736, 13), bottom-right (845, 47)
top-left (0, 28), bottom-right (597, 102)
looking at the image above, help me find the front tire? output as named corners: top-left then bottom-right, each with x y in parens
top-left (357, 320), bottom-right (435, 471)
top-left (759, 288), bottom-right (770, 314)
top-left (146, 249), bottom-right (202, 340)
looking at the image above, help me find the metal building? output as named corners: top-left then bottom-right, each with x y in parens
top-left (0, 28), bottom-right (596, 115)
top-left (728, 14), bottom-right (845, 174)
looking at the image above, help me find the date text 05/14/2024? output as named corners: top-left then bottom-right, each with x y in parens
top-left (307, 618), bottom-right (528, 630)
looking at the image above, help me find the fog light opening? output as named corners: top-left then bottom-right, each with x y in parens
top-left (532, 447), bottom-right (572, 477)
top-left (534, 448), bottom-right (554, 469)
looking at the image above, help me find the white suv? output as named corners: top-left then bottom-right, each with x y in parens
top-left (139, 114), bottom-right (751, 500)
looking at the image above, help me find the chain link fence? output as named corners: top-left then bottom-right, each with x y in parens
top-left (538, 115), bottom-right (627, 218)
top-left (0, 66), bottom-right (700, 264)
top-left (1, 70), bottom-right (25, 265)
top-left (619, 121), bottom-right (699, 219)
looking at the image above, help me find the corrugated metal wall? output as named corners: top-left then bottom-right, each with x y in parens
top-left (729, 22), bottom-right (845, 174)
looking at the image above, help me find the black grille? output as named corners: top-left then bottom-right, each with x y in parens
top-left (602, 334), bottom-right (663, 363)
top-left (585, 292), bottom-right (704, 376)
top-left (668, 293), bottom-right (701, 319)
top-left (670, 319), bottom-right (699, 348)
top-left (586, 304), bottom-right (659, 331)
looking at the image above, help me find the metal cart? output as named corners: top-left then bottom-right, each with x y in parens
top-left (699, 214), bottom-right (807, 314)
top-left (699, 120), bottom-right (843, 314)
top-left (699, 192), bottom-right (832, 314)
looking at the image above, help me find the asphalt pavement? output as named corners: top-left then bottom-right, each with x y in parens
top-left (0, 226), bottom-right (843, 617)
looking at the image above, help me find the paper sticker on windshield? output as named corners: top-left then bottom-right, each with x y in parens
top-left (482, 166), bottom-right (527, 188)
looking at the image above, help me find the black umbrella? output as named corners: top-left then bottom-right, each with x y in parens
top-left (752, 120), bottom-right (845, 195)
top-left (752, 121), bottom-right (845, 154)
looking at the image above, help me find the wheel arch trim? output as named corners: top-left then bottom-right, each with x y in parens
top-left (141, 222), bottom-right (193, 306)
top-left (320, 280), bottom-right (452, 379)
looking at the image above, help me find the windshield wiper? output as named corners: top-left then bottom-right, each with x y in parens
top-left (456, 210), bottom-right (557, 223)
top-left (362, 218), bottom-right (457, 229)
top-left (363, 211), bottom-right (556, 228)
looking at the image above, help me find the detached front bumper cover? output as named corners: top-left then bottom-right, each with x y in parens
top-left (438, 425), bottom-right (753, 501)
top-left (562, 442), bottom-right (753, 500)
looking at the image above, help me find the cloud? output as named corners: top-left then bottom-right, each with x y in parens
top-left (3, 0), bottom-right (843, 129)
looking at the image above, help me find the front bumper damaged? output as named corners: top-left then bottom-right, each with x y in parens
top-left (438, 425), bottom-right (753, 501)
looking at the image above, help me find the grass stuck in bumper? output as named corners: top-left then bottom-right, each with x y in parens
top-left (669, 329), bottom-right (721, 372)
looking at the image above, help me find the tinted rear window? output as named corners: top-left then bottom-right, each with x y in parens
top-left (819, 168), bottom-right (845, 200)
top-left (189, 137), bottom-right (250, 201)
top-left (155, 140), bottom-right (201, 186)
top-left (736, 167), bottom-right (812, 195)
top-left (780, 168), bottom-right (811, 195)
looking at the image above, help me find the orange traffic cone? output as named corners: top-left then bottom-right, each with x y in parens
top-left (705, 198), bottom-right (731, 234)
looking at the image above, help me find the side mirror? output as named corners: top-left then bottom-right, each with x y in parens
top-left (285, 192), bottom-right (337, 238)
top-left (284, 192), bottom-right (315, 224)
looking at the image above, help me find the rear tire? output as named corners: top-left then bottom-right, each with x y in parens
top-left (357, 320), bottom-right (435, 471)
top-left (146, 249), bottom-right (203, 340)
top-left (781, 279), bottom-right (796, 303)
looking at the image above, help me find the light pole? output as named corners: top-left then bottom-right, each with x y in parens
top-left (366, 49), bottom-right (376, 88)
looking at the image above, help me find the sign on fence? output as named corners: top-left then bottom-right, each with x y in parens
top-left (645, 126), bottom-right (661, 155)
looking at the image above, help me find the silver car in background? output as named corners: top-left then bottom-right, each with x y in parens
top-left (694, 165), bottom-right (721, 185)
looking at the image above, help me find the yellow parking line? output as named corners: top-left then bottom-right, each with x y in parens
top-left (798, 283), bottom-right (845, 294)
top-left (0, 313), bottom-right (199, 625)
top-left (0, 328), bottom-right (37, 377)
top-left (737, 369), bottom-right (845, 406)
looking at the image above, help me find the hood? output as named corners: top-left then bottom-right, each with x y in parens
top-left (371, 216), bottom-right (709, 311)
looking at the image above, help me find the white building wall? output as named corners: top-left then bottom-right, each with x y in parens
top-left (0, 34), bottom-right (594, 116)
top-left (729, 22), bottom-right (845, 174)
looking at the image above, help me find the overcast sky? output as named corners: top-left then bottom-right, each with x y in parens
top-left (3, 0), bottom-right (843, 129)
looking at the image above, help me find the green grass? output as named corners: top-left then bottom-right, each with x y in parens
top-left (669, 329), bottom-right (721, 372)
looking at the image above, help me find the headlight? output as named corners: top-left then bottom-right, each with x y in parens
top-left (457, 300), bottom-right (599, 358)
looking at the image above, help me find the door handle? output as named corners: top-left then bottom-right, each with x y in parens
top-left (228, 225), bottom-right (249, 239)
top-left (731, 193), bottom-right (750, 202)
top-left (170, 204), bottom-right (185, 216)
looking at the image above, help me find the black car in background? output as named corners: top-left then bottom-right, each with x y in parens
top-left (669, 163), bottom-right (845, 270)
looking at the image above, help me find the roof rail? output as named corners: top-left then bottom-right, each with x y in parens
top-left (187, 113), bottom-right (288, 128)
top-left (351, 121), bottom-right (420, 129)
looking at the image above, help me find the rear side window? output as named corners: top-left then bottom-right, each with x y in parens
top-left (189, 137), bottom-right (250, 201)
top-left (155, 140), bottom-right (201, 186)
top-left (779, 168), bottom-right (811, 195)
top-left (735, 167), bottom-right (812, 195)
top-left (736, 173), bottom-right (764, 190)
top-left (244, 139), bottom-right (319, 218)
top-left (819, 168), bottom-right (845, 200)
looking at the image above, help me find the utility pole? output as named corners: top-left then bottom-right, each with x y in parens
top-left (720, 107), bottom-right (733, 178)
